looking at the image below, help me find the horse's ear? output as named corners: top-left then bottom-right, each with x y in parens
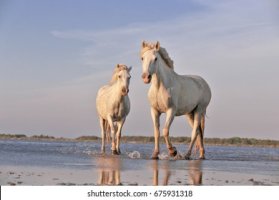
top-left (142, 41), bottom-right (146, 48)
top-left (128, 66), bottom-right (132, 72)
top-left (116, 64), bottom-right (120, 68)
top-left (155, 41), bottom-right (160, 50)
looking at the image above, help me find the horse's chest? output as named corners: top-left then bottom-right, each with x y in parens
top-left (112, 101), bottom-right (127, 121)
top-left (148, 87), bottom-right (172, 113)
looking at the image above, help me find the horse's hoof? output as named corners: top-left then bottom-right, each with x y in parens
top-left (168, 146), bottom-right (177, 157)
top-left (112, 150), bottom-right (119, 155)
top-left (184, 154), bottom-right (191, 160)
top-left (151, 152), bottom-right (159, 160)
top-left (117, 149), bottom-right (121, 155)
top-left (199, 156), bottom-right (205, 160)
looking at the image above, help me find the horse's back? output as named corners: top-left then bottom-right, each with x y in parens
top-left (174, 74), bottom-right (211, 114)
top-left (184, 75), bottom-right (211, 106)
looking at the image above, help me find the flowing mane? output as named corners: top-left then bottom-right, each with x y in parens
top-left (140, 42), bottom-right (174, 69)
top-left (110, 64), bottom-right (129, 84)
top-left (158, 47), bottom-right (174, 69)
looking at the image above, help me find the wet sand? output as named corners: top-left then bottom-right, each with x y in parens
top-left (1, 157), bottom-right (278, 186)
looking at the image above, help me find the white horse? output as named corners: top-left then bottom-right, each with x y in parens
top-left (140, 41), bottom-right (211, 159)
top-left (96, 64), bottom-right (132, 155)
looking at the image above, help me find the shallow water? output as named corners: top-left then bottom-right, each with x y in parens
top-left (0, 139), bottom-right (278, 167)
top-left (0, 139), bottom-right (278, 185)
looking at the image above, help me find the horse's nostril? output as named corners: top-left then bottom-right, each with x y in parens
top-left (142, 73), bottom-right (151, 80)
top-left (122, 88), bottom-right (128, 94)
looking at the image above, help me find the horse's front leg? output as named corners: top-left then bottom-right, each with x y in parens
top-left (99, 117), bottom-right (106, 154)
top-left (151, 107), bottom-right (161, 159)
top-left (116, 118), bottom-right (125, 154)
top-left (107, 115), bottom-right (118, 155)
top-left (163, 108), bottom-right (177, 157)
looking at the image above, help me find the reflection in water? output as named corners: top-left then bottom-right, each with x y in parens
top-left (96, 156), bottom-right (203, 185)
top-left (152, 160), bottom-right (171, 185)
top-left (152, 160), bottom-right (203, 185)
top-left (188, 160), bottom-right (203, 185)
top-left (96, 156), bottom-right (121, 185)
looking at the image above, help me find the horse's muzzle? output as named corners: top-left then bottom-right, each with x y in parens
top-left (121, 87), bottom-right (129, 96)
top-left (141, 73), bottom-right (151, 84)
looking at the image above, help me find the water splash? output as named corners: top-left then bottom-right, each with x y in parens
top-left (158, 152), bottom-right (169, 160)
top-left (158, 151), bottom-right (184, 160)
top-left (173, 152), bottom-right (184, 160)
top-left (127, 151), bottom-right (141, 159)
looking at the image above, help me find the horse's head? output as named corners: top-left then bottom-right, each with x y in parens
top-left (140, 41), bottom-right (160, 84)
top-left (115, 64), bottom-right (132, 96)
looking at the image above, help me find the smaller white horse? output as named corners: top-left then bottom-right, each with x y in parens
top-left (96, 64), bottom-right (132, 155)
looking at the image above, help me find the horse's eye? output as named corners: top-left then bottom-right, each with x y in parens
top-left (155, 57), bottom-right (157, 61)
top-left (141, 57), bottom-right (143, 61)
top-left (118, 75), bottom-right (121, 78)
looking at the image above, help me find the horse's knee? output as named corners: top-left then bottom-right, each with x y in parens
top-left (162, 128), bottom-right (169, 137)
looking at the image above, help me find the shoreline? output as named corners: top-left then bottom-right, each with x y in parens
top-left (0, 135), bottom-right (278, 148)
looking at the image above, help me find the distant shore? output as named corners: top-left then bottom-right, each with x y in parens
top-left (0, 133), bottom-right (278, 148)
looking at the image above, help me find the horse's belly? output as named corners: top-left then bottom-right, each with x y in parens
top-left (175, 103), bottom-right (197, 116)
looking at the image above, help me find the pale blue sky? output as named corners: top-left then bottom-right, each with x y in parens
top-left (0, 0), bottom-right (279, 139)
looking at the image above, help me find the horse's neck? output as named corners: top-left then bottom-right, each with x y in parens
top-left (152, 58), bottom-right (175, 89)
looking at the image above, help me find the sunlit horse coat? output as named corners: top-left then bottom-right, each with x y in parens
top-left (96, 64), bottom-right (132, 155)
top-left (140, 41), bottom-right (211, 159)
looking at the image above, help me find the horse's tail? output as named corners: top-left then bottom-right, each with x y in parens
top-left (104, 120), bottom-right (111, 143)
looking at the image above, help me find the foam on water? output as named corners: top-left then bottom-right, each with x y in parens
top-left (158, 151), bottom-right (184, 160)
top-left (173, 152), bottom-right (184, 160)
top-left (83, 150), bottom-right (99, 156)
top-left (158, 152), bottom-right (169, 160)
top-left (127, 151), bottom-right (141, 159)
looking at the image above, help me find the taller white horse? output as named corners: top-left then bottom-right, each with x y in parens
top-left (140, 41), bottom-right (211, 159)
top-left (96, 64), bottom-right (132, 155)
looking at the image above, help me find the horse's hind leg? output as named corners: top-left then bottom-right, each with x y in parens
top-left (99, 117), bottom-right (106, 153)
top-left (187, 113), bottom-right (205, 159)
top-left (185, 111), bottom-right (201, 159)
top-left (163, 108), bottom-right (177, 157)
top-left (198, 115), bottom-right (205, 159)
